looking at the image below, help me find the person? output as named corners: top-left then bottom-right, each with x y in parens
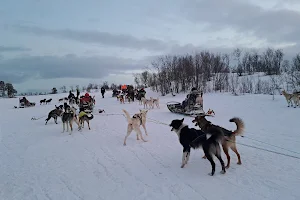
top-left (127, 86), bottom-right (135, 102)
top-left (137, 88), bottom-right (146, 100)
top-left (68, 91), bottom-right (75, 100)
top-left (80, 93), bottom-right (90, 103)
top-left (181, 87), bottom-right (201, 111)
top-left (101, 87), bottom-right (106, 98)
top-left (76, 88), bottom-right (80, 98)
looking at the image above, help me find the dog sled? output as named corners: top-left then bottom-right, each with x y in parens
top-left (167, 88), bottom-right (207, 116)
top-left (167, 101), bottom-right (205, 116)
top-left (19, 97), bottom-right (36, 108)
top-left (79, 93), bottom-right (95, 114)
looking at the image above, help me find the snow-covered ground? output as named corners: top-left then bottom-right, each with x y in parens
top-left (0, 89), bottom-right (299, 200)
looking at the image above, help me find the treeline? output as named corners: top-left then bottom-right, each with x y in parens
top-left (18, 82), bottom-right (127, 96)
top-left (0, 81), bottom-right (17, 98)
top-left (134, 47), bottom-right (300, 95)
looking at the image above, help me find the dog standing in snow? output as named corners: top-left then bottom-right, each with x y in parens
top-left (122, 109), bottom-right (149, 146)
top-left (150, 97), bottom-right (160, 109)
top-left (141, 97), bottom-right (153, 109)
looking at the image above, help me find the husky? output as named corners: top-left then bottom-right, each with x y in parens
top-left (122, 109), bottom-right (149, 146)
top-left (63, 102), bottom-right (70, 112)
top-left (78, 111), bottom-right (94, 130)
top-left (192, 115), bottom-right (244, 169)
top-left (119, 94), bottom-right (125, 104)
top-left (141, 97), bottom-right (153, 109)
top-left (55, 104), bottom-right (64, 110)
top-left (150, 97), bottom-right (160, 109)
top-left (45, 107), bottom-right (64, 125)
top-left (281, 90), bottom-right (299, 108)
top-left (61, 107), bottom-right (75, 134)
top-left (170, 118), bottom-right (226, 176)
top-left (40, 99), bottom-right (46, 105)
top-left (45, 98), bottom-right (52, 104)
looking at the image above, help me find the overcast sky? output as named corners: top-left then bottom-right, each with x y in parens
top-left (1, 0), bottom-right (300, 93)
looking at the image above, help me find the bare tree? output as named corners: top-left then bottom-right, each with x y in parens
top-left (70, 86), bottom-right (74, 92)
top-left (60, 85), bottom-right (67, 93)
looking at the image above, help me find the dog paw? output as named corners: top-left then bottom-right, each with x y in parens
top-left (220, 170), bottom-right (226, 174)
top-left (208, 172), bottom-right (214, 176)
top-left (202, 156), bottom-right (207, 159)
top-left (237, 162), bottom-right (242, 165)
top-left (225, 165), bottom-right (230, 169)
top-left (181, 164), bottom-right (185, 168)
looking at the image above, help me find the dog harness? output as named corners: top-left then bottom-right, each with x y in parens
top-left (78, 111), bottom-right (87, 118)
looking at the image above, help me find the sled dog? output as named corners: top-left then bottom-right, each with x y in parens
top-left (141, 97), bottom-right (153, 109)
top-left (170, 118), bottom-right (226, 176)
top-left (122, 109), bottom-right (148, 146)
top-left (281, 90), bottom-right (299, 108)
top-left (192, 115), bottom-right (244, 168)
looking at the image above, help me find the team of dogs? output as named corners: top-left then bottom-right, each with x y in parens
top-left (117, 93), bottom-right (160, 109)
top-left (122, 107), bottom-right (244, 176)
top-left (40, 98), bottom-right (52, 105)
top-left (29, 89), bottom-right (300, 176)
top-left (44, 93), bottom-right (241, 176)
top-left (45, 102), bottom-right (93, 134)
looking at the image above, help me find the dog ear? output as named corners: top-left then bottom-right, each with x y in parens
top-left (181, 118), bottom-right (184, 122)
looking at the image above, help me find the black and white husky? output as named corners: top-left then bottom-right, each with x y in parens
top-left (45, 106), bottom-right (63, 125)
top-left (169, 118), bottom-right (226, 176)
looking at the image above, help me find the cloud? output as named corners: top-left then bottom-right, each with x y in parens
top-left (13, 25), bottom-right (173, 52)
top-left (180, 0), bottom-right (300, 45)
top-left (0, 54), bottom-right (145, 84)
top-left (0, 45), bottom-right (31, 52)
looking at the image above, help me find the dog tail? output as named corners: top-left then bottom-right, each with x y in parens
top-left (229, 117), bottom-right (245, 136)
top-left (87, 114), bottom-right (94, 120)
top-left (122, 109), bottom-right (132, 124)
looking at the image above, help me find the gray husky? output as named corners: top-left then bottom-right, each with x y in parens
top-left (45, 107), bottom-right (64, 125)
top-left (61, 107), bottom-right (75, 134)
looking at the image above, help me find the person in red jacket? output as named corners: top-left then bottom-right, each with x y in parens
top-left (80, 93), bottom-right (90, 103)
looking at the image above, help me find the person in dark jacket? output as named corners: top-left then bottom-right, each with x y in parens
top-left (137, 88), bottom-right (146, 100)
top-left (76, 89), bottom-right (80, 98)
top-left (101, 87), bottom-right (106, 98)
top-left (68, 91), bottom-right (75, 99)
top-left (127, 87), bottom-right (135, 102)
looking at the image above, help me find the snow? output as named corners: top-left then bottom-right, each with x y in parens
top-left (0, 89), bottom-right (300, 200)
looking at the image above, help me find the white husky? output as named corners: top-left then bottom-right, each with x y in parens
top-left (141, 97), bottom-right (153, 109)
top-left (150, 97), bottom-right (160, 109)
top-left (122, 109), bottom-right (149, 146)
